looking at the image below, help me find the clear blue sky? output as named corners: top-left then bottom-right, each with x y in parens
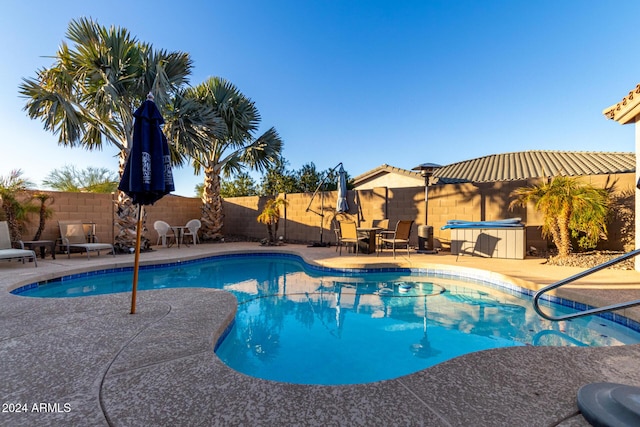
top-left (2, 0), bottom-right (640, 196)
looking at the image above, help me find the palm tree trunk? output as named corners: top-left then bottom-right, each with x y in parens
top-left (200, 165), bottom-right (224, 240)
top-left (557, 205), bottom-right (572, 257)
top-left (33, 200), bottom-right (47, 241)
top-left (273, 219), bottom-right (280, 244)
top-left (267, 223), bottom-right (274, 243)
top-left (547, 223), bottom-right (561, 255)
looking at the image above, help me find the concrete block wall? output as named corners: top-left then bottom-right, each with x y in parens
top-left (283, 192), bottom-right (354, 244)
top-left (145, 195), bottom-right (202, 243)
top-left (356, 188), bottom-right (390, 227)
top-left (384, 187), bottom-right (421, 246)
top-left (19, 191), bottom-right (115, 244)
top-left (222, 191), bottom-right (365, 245)
top-left (220, 172), bottom-right (635, 252)
top-left (17, 191), bottom-right (200, 246)
top-left (282, 192), bottom-right (322, 243)
top-left (222, 195), bottom-right (269, 241)
top-left (11, 172), bottom-right (634, 252)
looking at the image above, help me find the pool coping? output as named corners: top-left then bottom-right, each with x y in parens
top-left (11, 250), bottom-right (640, 336)
top-left (2, 243), bottom-right (640, 425)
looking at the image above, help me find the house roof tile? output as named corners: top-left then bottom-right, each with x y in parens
top-left (352, 164), bottom-right (422, 183)
top-left (433, 150), bottom-right (635, 183)
top-left (603, 84), bottom-right (640, 125)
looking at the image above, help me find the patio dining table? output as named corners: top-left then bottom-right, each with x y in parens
top-left (169, 226), bottom-right (190, 248)
top-left (356, 227), bottom-right (381, 254)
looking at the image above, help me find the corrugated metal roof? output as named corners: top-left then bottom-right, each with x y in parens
top-left (433, 151), bottom-right (635, 183)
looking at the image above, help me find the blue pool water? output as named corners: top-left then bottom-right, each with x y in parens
top-left (13, 254), bottom-right (640, 385)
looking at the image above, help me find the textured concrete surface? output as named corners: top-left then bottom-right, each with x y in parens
top-left (1, 242), bottom-right (640, 426)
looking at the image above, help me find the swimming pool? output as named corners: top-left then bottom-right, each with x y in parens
top-left (12, 253), bottom-right (640, 385)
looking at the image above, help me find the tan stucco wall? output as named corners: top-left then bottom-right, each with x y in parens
top-left (222, 173), bottom-right (636, 252)
top-left (16, 191), bottom-right (201, 247)
top-left (12, 172), bottom-right (635, 253)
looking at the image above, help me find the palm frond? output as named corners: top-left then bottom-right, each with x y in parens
top-left (240, 127), bottom-right (283, 172)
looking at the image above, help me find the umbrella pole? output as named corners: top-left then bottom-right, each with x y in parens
top-left (319, 190), bottom-right (324, 244)
top-left (130, 204), bottom-right (143, 314)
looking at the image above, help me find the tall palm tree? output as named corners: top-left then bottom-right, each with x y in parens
top-left (183, 77), bottom-right (282, 240)
top-left (19, 17), bottom-right (220, 250)
top-left (510, 176), bottom-right (610, 258)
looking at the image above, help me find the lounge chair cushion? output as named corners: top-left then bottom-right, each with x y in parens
top-left (0, 222), bottom-right (37, 267)
top-left (59, 221), bottom-right (114, 259)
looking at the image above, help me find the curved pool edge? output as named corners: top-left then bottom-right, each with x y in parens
top-left (2, 243), bottom-right (640, 425)
top-left (8, 245), bottom-right (640, 334)
top-left (3, 285), bottom-right (640, 426)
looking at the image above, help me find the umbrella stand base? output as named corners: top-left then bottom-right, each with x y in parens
top-left (308, 242), bottom-right (330, 247)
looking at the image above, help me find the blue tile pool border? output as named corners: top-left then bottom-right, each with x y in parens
top-left (10, 251), bottom-right (640, 334)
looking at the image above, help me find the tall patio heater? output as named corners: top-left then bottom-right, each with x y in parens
top-left (412, 163), bottom-right (440, 254)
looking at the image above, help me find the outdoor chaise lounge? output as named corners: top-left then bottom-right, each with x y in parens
top-left (58, 220), bottom-right (115, 260)
top-left (0, 221), bottom-right (37, 267)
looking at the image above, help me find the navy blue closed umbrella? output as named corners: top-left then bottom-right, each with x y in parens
top-left (119, 96), bottom-right (175, 204)
top-left (336, 164), bottom-right (349, 213)
top-left (118, 94), bottom-right (174, 314)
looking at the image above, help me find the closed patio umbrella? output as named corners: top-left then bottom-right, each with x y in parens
top-left (336, 164), bottom-right (348, 213)
top-left (118, 93), bottom-right (174, 314)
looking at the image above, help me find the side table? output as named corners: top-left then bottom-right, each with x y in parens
top-left (170, 226), bottom-right (189, 248)
top-left (22, 240), bottom-right (56, 259)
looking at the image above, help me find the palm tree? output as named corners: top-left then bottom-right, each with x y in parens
top-left (19, 17), bottom-right (220, 251)
top-left (257, 198), bottom-right (289, 244)
top-left (569, 184), bottom-right (611, 250)
top-left (0, 170), bottom-right (34, 242)
top-left (510, 176), bottom-right (610, 258)
top-left (183, 77), bottom-right (282, 240)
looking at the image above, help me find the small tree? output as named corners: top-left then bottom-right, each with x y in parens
top-left (510, 176), bottom-right (611, 258)
top-left (0, 170), bottom-right (35, 242)
top-left (295, 162), bottom-right (322, 193)
top-left (42, 166), bottom-right (118, 193)
top-left (257, 198), bottom-right (288, 245)
top-left (220, 172), bottom-right (259, 198)
top-left (259, 156), bottom-right (297, 196)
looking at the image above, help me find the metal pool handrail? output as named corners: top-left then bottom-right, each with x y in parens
top-left (533, 248), bottom-right (640, 321)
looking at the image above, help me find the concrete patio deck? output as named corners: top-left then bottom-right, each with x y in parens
top-left (2, 242), bottom-right (640, 426)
